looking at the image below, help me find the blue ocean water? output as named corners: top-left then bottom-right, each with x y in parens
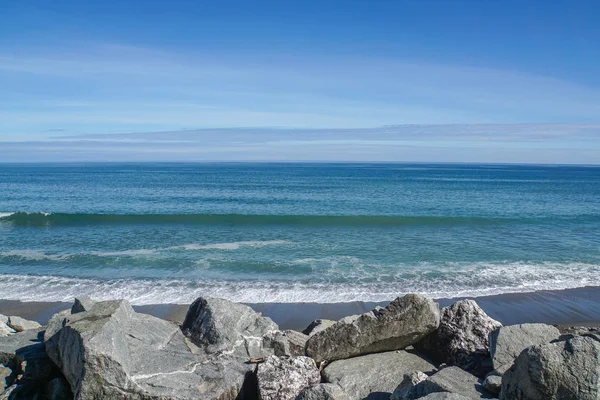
top-left (1, 163), bottom-right (599, 304)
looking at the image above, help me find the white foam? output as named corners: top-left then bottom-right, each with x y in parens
top-left (1, 261), bottom-right (599, 304)
top-left (0, 240), bottom-right (292, 261)
top-left (0, 250), bottom-right (71, 262)
top-left (170, 240), bottom-right (292, 251)
top-left (90, 249), bottom-right (157, 257)
top-left (0, 212), bottom-right (14, 219)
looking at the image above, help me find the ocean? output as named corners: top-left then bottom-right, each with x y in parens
top-left (1, 163), bottom-right (599, 305)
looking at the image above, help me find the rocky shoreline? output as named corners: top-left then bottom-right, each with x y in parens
top-left (1, 294), bottom-right (598, 399)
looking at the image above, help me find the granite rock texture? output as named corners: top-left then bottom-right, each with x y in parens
top-left (306, 294), bottom-right (440, 363)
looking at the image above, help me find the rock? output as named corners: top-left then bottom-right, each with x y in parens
top-left (489, 323), bottom-right (560, 369)
top-left (391, 371), bottom-right (428, 400)
top-left (0, 328), bottom-right (43, 367)
top-left (418, 367), bottom-right (491, 400)
top-left (263, 330), bottom-right (308, 357)
top-left (256, 355), bottom-right (320, 400)
top-left (322, 350), bottom-right (437, 400)
top-left (484, 363), bottom-right (510, 378)
top-left (46, 377), bottom-right (72, 400)
top-left (0, 316), bottom-right (15, 337)
top-left (296, 383), bottom-right (349, 400)
top-left (302, 320), bottom-right (336, 337)
top-left (558, 326), bottom-right (600, 342)
top-left (501, 336), bottom-right (600, 400)
top-left (0, 385), bottom-right (16, 400)
top-left (45, 299), bottom-right (254, 400)
top-left (417, 394), bottom-right (471, 400)
top-left (43, 310), bottom-right (71, 364)
top-left (0, 365), bottom-right (13, 391)
top-left (7, 316), bottom-right (42, 333)
top-left (70, 296), bottom-right (96, 314)
top-left (306, 294), bottom-right (440, 362)
top-left (416, 300), bottom-right (501, 374)
top-left (0, 328), bottom-right (67, 399)
top-left (182, 297), bottom-right (279, 358)
top-left (482, 375), bottom-right (501, 396)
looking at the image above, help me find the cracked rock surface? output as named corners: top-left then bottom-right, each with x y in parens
top-left (255, 355), bottom-right (320, 400)
top-left (501, 336), bottom-right (600, 400)
top-left (45, 299), bottom-right (256, 399)
top-left (306, 294), bottom-right (440, 363)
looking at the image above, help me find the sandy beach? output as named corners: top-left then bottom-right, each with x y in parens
top-left (2, 285), bottom-right (599, 331)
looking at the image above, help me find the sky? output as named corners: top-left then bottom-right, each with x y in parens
top-left (1, 0), bottom-right (599, 163)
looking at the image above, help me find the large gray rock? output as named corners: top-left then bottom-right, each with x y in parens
top-left (7, 316), bottom-right (42, 333)
top-left (182, 297), bottom-right (279, 358)
top-left (322, 350), bottom-right (437, 400)
top-left (0, 316), bottom-right (15, 337)
top-left (489, 323), bottom-right (560, 369)
top-left (416, 300), bottom-right (501, 373)
top-left (256, 355), bottom-right (320, 400)
top-left (306, 294), bottom-right (440, 362)
top-left (45, 299), bottom-right (255, 400)
top-left (501, 336), bottom-right (600, 400)
top-left (296, 383), bottom-right (349, 400)
top-left (302, 320), bottom-right (336, 337)
top-left (418, 367), bottom-right (491, 400)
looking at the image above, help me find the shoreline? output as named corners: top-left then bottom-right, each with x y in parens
top-left (1, 285), bottom-right (600, 330)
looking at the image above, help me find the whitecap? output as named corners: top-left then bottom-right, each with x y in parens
top-left (0, 250), bottom-right (71, 262)
top-left (170, 240), bottom-right (292, 251)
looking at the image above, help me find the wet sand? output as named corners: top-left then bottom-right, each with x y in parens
top-left (1, 286), bottom-right (599, 331)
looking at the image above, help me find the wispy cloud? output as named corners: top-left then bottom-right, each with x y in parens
top-left (1, 42), bottom-right (600, 141)
top-left (2, 124), bottom-right (599, 164)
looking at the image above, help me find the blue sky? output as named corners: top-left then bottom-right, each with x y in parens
top-left (1, 0), bottom-right (599, 163)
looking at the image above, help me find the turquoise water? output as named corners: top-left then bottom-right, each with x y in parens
top-left (1, 163), bottom-right (599, 304)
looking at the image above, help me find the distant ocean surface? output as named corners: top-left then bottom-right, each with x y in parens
top-left (1, 163), bottom-right (599, 305)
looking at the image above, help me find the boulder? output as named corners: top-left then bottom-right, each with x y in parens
top-left (296, 383), bottom-right (349, 400)
top-left (71, 296), bottom-right (97, 314)
top-left (45, 299), bottom-right (255, 400)
top-left (302, 319), bottom-right (336, 337)
top-left (263, 330), bottom-right (308, 357)
top-left (7, 316), bottom-right (42, 333)
top-left (306, 294), bottom-right (440, 362)
top-left (0, 316), bottom-right (15, 337)
top-left (391, 371), bottom-right (428, 400)
top-left (489, 323), bottom-right (559, 369)
top-left (418, 367), bottom-right (491, 400)
top-left (322, 350), bottom-right (437, 400)
top-left (416, 300), bottom-right (501, 373)
top-left (501, 336), bottom-right (600, 400)
top-left (482, 375), bottom-right (501, 396)
top-left (0, 328), bottom-right (66, 399)
top-left (255, 355), bottom-right (320, 400)
top-left (182, 297), bottom-right (279, 358)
